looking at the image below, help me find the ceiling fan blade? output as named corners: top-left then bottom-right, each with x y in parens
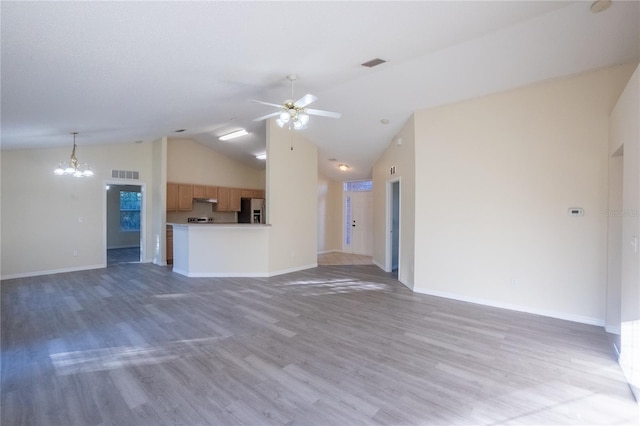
top-left (249, 99), bottom-right (283, 108)
top-left (295, 94), bottom-right (318, 108)
top-left (306, 108), bottom-right (342, 119)
top-left (253, 112), bottom-right (280, 122)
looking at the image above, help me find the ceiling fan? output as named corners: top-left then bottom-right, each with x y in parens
top-left (250, 74), bottom-right (341, 130)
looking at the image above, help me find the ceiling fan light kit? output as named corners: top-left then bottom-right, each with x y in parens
top-left (251, 75), bottom-right (341, 131)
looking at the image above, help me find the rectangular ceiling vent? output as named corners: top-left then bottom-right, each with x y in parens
top-left (111, 170), bottom-right (140, 180)
top-left (361, 58), bottom-right (386, 68)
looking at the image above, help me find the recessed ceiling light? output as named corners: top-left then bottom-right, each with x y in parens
top-left (590, 0), bottom-right (611, 13)
top-left (174, 129), bottom-right (186, 133)
top-left (256, 153), bottom-right (267, 160)
top-left (380, 118), bottom-right (390, 125)
top-left (338, 164), bottom-right (349, 171)
top-left (219, 129), bottom-right (248, 141)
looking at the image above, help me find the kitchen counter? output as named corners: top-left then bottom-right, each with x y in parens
top-left (169, 223), bottom-right (271, 228)
top-left (168, 222), bottom-right (270, 277)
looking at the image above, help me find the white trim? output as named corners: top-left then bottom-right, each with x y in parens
top-left (373, 259), bottom-right (385, 270)
top-left (1, 264), bottom-right (105, 281)
top-left (605, 324), bottom-right (621, 334)
top-left (171, 263), bottom-right (317, 278)
top-left (268, 263), bottom-right (317, 277)
top-left (103, 180), bottom-right (146, 266)
top-left (413, 287), bottom-right (605, 327)
top-left (385, 177), bottom-right (401, 273)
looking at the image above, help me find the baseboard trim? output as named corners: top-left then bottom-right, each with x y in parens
top-left (605, 324), bottom-right (621, 335)
top-left (372, 259), bottom-right (386, 271)
top-left (1, 264), bottom-right (105, 281)
top-left (413, 287), bottom-right (605, 327)
top-left (171, 263), bottom-right (317, 278)
top-left (267, 263), bottom-right (317, 277)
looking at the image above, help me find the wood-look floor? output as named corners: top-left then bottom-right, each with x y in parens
top-left (1, 263), bottom-right (638, 425)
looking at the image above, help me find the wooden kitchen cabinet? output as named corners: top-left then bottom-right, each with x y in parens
top-left (229, 188), bottom-right (241, 211)
top-left (166, 225), bottom-right (173, 265)
top-left (206, 186), bottom-right (218, 199)
top-left (178, 184), bottom-right (193, 211)
top-left (193, 185), bottom-right (207, 198)
top-left (240, 188), bottom-right (265, 199)
top-left (215, 187), bottom-right (242, 212)
top-left (216, 187), bottom-right (230, 211)
top-left (167, 183), bottom-right (179, 211)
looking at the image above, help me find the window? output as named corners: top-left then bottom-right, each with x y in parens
top-left (120, 191), bottom-right (141, 231)
top-left (344, 180), bottom-right (373, 192)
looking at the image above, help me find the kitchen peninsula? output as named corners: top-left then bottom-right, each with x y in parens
top-left (169, 222), bottom-right (271, 277)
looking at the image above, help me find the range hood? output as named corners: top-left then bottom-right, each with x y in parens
top-left (193, 197), bottom-right (218, 204)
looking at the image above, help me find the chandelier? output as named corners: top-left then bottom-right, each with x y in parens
top-left (54, 132), bottom-right (94, 177)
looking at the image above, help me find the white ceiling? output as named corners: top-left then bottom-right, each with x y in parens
top-left (2, 1), bottom-right (638, 181)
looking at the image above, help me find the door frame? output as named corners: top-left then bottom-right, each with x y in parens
top-left (103, 179), bottom-right (146, 266)
top-left (385, 177), bottom-right (401, 273)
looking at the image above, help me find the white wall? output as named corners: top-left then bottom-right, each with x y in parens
top-left (609, 64), bottom-right (640, 401)
top-left (266, 120), bottom-right (318, 274)
top-left (372, 116), bottom-right (416, 288)
top-left (167, 138), bottom-right (265, 188)
top-left (411, 64), bottom-right (635, 324)
top-left (1, 141), bottom-right (157, 278)
top-left (317, 173), bottom-right (343, 253)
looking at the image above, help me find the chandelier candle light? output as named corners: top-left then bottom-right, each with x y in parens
top-left (54, 132), bottom-right (94, 177)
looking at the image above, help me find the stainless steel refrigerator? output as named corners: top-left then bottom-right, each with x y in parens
top-left (238, 198), bottom-right (264, 224)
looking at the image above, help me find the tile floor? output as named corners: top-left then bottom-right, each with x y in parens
top-left (317, 251), bottom-right (373, 266)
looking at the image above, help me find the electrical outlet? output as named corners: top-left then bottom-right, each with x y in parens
top-left (78, 217), bottom-right (83, 223)
top-left (72, 250), bottom-right (78, 257)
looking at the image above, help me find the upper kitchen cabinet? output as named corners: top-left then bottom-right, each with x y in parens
top-left (206, 186), bottom-right (218, 199)
top-left (215, 187), bottom-right (241, 212)
top-left (178, 184), bottom-right (193, 211)
top-left (193, 184), bottom-right (207, 198)
top-left (167, 183), bottom-right (179, 211)
top-left (193, 184), bottom-right (218, 200)
top-left (241, 189), bottom-right (265, 199)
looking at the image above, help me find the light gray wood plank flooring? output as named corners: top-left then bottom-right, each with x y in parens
top-left (2, 263), bottom-right (638, 425)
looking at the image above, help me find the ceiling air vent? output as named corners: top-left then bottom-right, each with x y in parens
top-left (111, 170), bottom-right (140, 180)
top-left (361, 58), bottom-right (386, 68)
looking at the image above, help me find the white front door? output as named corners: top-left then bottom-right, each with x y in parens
top-left (344, 191), bottom-right (373, 255)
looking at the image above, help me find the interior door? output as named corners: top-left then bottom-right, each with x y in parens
top-left (345, 191), bottom-right (373, 255)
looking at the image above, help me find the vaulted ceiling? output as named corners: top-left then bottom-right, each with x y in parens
top-left (2, 1), bottom-right (638, 180)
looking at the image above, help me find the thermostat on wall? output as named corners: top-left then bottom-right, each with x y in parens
top-left (568, 207), bottom-right (584, 216)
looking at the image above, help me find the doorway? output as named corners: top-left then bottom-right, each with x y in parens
top-left (105, 183), bottom-right (143, 266)
top-left (343, 181), bottom-right (373, 256)
top-left (386, 178), bottom-right (400, 276)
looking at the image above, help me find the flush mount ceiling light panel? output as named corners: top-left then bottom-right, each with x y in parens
top-left (250, 74), bottom-right (342, 131)
top-left (338, 164), bottom-right (349, 171)
top-left (255, 153), bottom-right (267, 160)
top-left (218, 129), bottom-right (248, 141)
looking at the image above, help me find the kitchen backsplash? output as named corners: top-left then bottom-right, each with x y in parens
top-left (167, 203), bottom-right (237, 224)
